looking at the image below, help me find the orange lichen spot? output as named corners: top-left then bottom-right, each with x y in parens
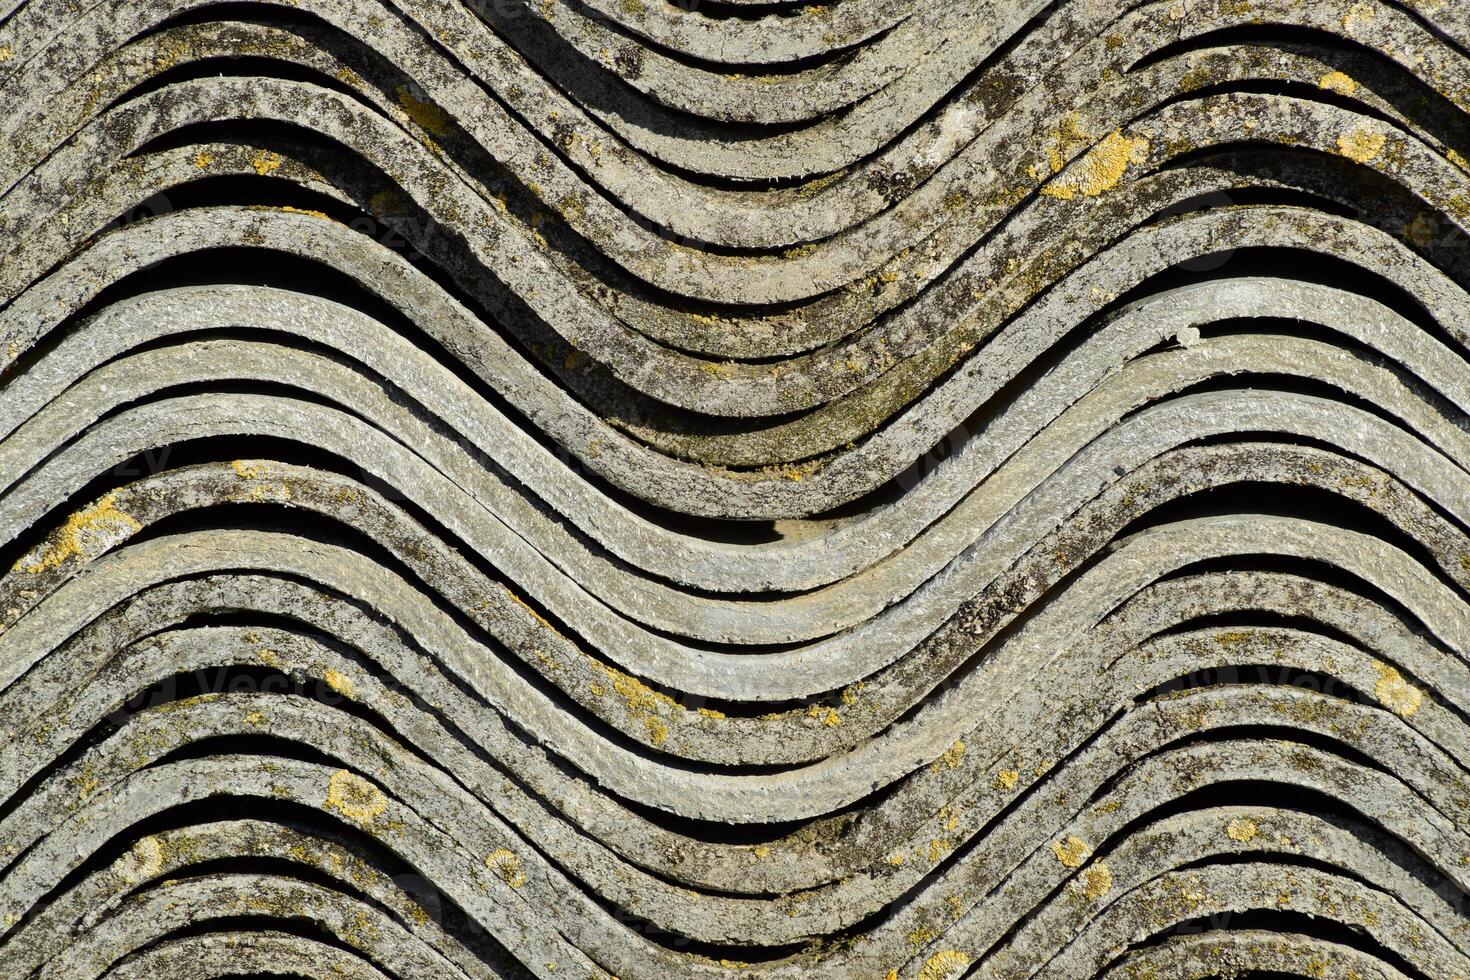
top-left (250, 150), bottom-right (282, 176)
top-left (1078, 862), bottom-right (1112, 899)
top-left (369, 189), bottom-right (404, 213)
top-left (1052, 835), bottom-right (1091, 868)
top-left (325, 770), bottom-right (388, 826)
top-left (1227, 817), bottom-right (1259, 842)
top-left (1044, 113), bottom-right (1093, 174)
top-left (1372, 661), bottom-right (1422, 717)
top-left (1403, 214), bottom-right (1437, 247)
top-left (324, 670), bottom-right (356, 700)
top-left (278, 205), bottom-right (330, 220)
top-left (1042, 130), bottom-right (1150, 200)
top-left (918, 949), bottom-right (972, 980)
top-left (906, 925), bottom-right (939, 948)
top-left (120, 836), bottom-right (166, 885)
top-left (507, 590), bottom-right (560, 636)
top-left (486, 848), bottom-right (526, 888)
top-left (1318, 71), bottom-right (1358, 96)
top-left (592, 660), bottom-right (677, 715)
top-left (698, 360), bottom-right (735, 379)
top-left (14, 493), bottom-right (140, 574)
top-left (395, 86), bottom-right (452, 137)
top-left (933, 740), bottom-right (965, 771)
top-left (807, 705), bottom-right (841, 727)
top-left (1337, 125), bottom-right (1386, 163)
top-left (643, 716), bottom-right (669, 745)
top-left (1341, 2), bottom-right (1374, 29)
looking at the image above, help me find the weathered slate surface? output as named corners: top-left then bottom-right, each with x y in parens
top-left (1, 0), bottom-right (1468, 977)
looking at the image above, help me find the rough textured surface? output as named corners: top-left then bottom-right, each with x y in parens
top-left (1, 0), bottom-right (1469, 976)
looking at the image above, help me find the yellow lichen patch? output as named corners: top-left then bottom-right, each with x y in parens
top-left (906, 925), bottom-right (939, 948)
top-left (696, 706), bottom-right (725, 720)
top-left (1043, 112), bottom-right (1094, 174)
top-left (1042, 130), bottom-right (1150, 200)
top-left (1078, 862), bottom-right (1112, 899)
top-left (1226, 817), bottom-right (1259, 842)
top-left (917, 949), bottom-right (972, 980)
top-left (506, 591), bottom-right (563, 640)
top-left (887, 852), bottom-right (905, 866)
top-left (807, 705), bottom-right (841, 727)
top-left (993, 769), bottom-right (1019, 791)
top-left (396, 86), bottom-right (452, 137)
top-left (250, 150), bottom-right (282, 176)
top-left (1372, 661), bottom-right (1422, 717)
top-left (0, 43), bottom-right (13, 62)
top-left (1403, 213), bottom-right (1437, 247)
top-left (1177, 66), bottom-right (1213, 93)
top-left (193, 150), bottom-right (214, 168)
top-left (247, 482), bottom-right (292, 503)
top-left (324, 769), bottom-right (388, 826)
top-left (369, 189), bottom-right (404, 213)
top-left (228, 459), bottom-right (292, 502)
top-left (324, 670), bottom-right (356, 700)
top-left (1052, 835), bottom-right (1091, 868)
top-left (119, 836), bottom-right (166, 885)
top-left (1341, 1), bottom-right (1374, 29)
top-left (698, 360), bottom-right (735, 379)
top-left (278, 205), bottom-right (330, 221)
top-left (643, 716), bottom-right (669, 745)
top-left (752, 844), bottom-right (770, 859)
top-left (592, 660), bottom-right (676, 715)
top-left (486, 848), bottom-right (526, 888)
top-left (14, 493), bottom-right (141, 574)
top-left (933, 740), bottom-right (965, 771)
top-left (777, 460), bottom-right (822, 482)
top-left (1337, 125), bottom-right (1386, 164)
top-left (1318, 71), bottom-right (1358, 96)
top-left (1449, 149), bottom-right (1469, 173)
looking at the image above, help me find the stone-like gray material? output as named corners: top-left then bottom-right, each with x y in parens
top-left (1, 0), bottom-right (1468, 977)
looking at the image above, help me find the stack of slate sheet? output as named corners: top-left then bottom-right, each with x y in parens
top-left (2, 0), bottom-right (1469, 977)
